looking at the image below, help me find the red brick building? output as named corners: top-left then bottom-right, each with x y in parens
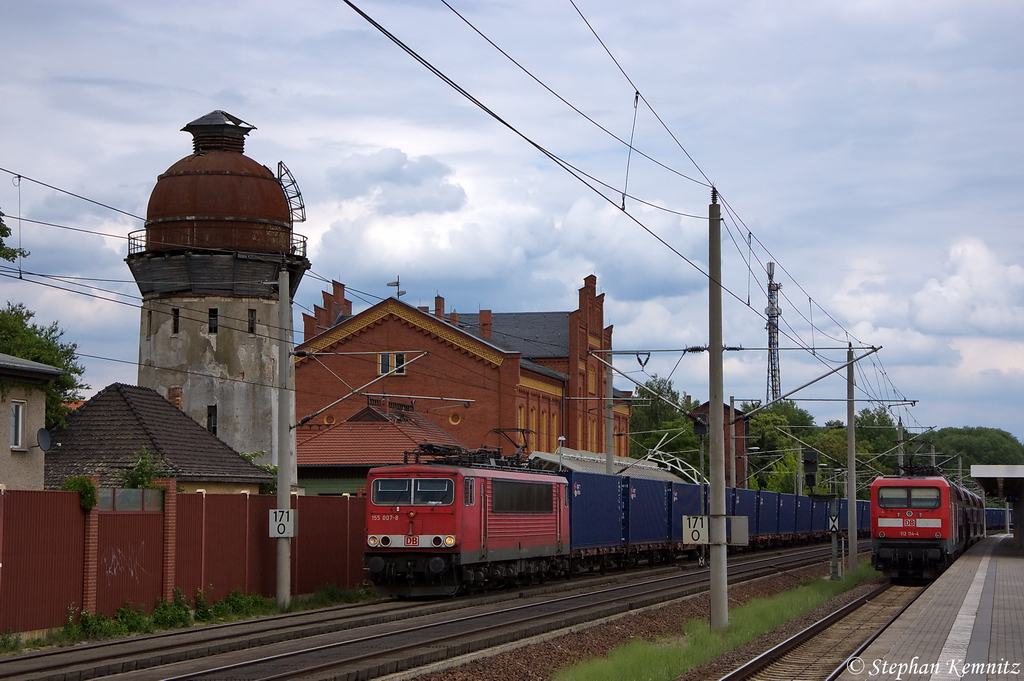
top-left (294, 275), bottom-right (630, 459)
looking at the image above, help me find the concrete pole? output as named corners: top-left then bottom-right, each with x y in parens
top-left (276, 267), bottom-right (292, 611)
top-left (846, 343), bottom-right (857, 576)
top-left (606, 361), bottom-right (615, 474)
top-left (729, 397), bottom-right (736, 489)
top-left (708, 192), bottom-right (728, 630)
top-left (796, 449), bottom-right (802, 497)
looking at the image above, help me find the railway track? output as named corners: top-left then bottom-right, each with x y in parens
top-left (718, 581), bottom-right (923, 681)
top-left (0, 542), bottom-right (864, 681)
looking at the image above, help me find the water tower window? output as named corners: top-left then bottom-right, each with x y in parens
top-left (208, 308), bottom-right (219, 334)
top-left (248, 309), bottom-right (256, 334)
top-left (172, 308), bottom-right (180, 334)
top-left (206, 405), bottom-right (218, 435)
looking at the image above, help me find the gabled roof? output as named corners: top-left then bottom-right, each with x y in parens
top-left (298, 297), bottom-right (512, 368)
top-left (297, 404), bottom-right (466, 467)
top-left (458, 311), bottom-right (570, 359)
top-left (44, 383), bottom-right (273, 488)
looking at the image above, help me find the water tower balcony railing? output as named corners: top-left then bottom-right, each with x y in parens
top-left (128, 229), bottom-right (307, 257)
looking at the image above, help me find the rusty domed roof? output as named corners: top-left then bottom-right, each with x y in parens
top-left (143, 111), bottom-right (291, 254)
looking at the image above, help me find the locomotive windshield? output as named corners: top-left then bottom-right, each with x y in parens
top-left (371, 478), bottom-right (455, 506)
top-left (877, 486), bottom-right (941, 509)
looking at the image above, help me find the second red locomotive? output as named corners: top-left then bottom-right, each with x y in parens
top-left (870, 465), bottom-right (984, 580)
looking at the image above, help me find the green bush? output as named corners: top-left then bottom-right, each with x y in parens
top-left (115, 602), bottom-right (154, 634)
top-left (152, 589), bottom-right (191, 629)
top-left (60, 476), bottom-right (98, 511)
top-left (0, 631), bottom-right (21, 653)
top-left (194, 588), bottom-right (212, 622)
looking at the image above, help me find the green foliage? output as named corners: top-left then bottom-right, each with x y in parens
top-left (119, 447), bottom-right (166, 489)
top-left (628, 375), bottom-right (701, 462)
top-left (114, 602), bottom-right (154, 634)
top-left (60, 476), bottom-right (98, 510)
top-left (240, 451), bottom-right (277, 494)
top-left (855, 406), bottom-right (898, 456)
top-left (0, 302), bottom-right (86, 428)
top-left (63, 609), bottom-right (123, 641)
top-left (0, 209), bottom-right (29, 263)
top-left (194, 588), bottom-right (213, 622)
top-left (151, 589), bottom-right (192, 629)
top-left (553, 561), bottom-right (877, 681)
top-left (293, 583), bottom-right (379, 610)
top-left (0, 631), bottom-right (20, 654)
top-left (928, 426), bottom-right (1024, 467)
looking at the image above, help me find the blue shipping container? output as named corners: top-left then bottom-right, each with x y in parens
top-left (778, 493), bottom-right (797, 534)
top-left (795, 495), bottom-right (812, 533)
top-left (758, 491), bottom-right (780, 536)
top-left (671, 483), bottom-right (702, 542)
top-left (561, 470), bottom-right (623, 550)
top-left (624, 477), bottom-right (671, 544)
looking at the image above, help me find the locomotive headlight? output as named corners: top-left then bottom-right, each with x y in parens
top-left (878, 531), bottom-right (885, 538)
top-left (935, 532), bottom-right (942, 538)
top-left (367, 535), bottom-right (380, 547)
top-left (444, 535), bottom-right (456, 547)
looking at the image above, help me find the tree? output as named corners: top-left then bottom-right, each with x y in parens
top-left (120, 447), bottom-right (166, 489)
top-left (0, 209), bottom-right (29, 262)
top-left (855, 406), bottom-right (898, 455)
top-left (928, 427), bottom-right (1024, 468)
top-left (629, 375), bottom-right (688, 458)
top-left (0, 302), bottom-right (87, 428)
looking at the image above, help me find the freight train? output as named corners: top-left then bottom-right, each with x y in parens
top-left (364, 447), bottom-right (869, 596)
top-left (869, 465), bottom-right (984, 581)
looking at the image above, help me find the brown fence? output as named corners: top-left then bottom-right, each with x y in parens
top-left (0, 487), bottom-right (366, 634)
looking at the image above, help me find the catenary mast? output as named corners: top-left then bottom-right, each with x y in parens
top-left (766, 262), bottom-right (782, 402)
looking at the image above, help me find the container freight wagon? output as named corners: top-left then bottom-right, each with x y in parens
top-left (623, 478), bottom-right (671, 546)
top-left (670, 482), bottom-right (702, 543)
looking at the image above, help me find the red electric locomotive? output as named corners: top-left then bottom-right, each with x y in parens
top-left (870, 465), bottom-right (984, 580)
top-left (364, 453), bottom-right (569, 596)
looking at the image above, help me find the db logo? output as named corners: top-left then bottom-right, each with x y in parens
top-left (573, 482), bottom-right (582, 497)
top-left (404, 536), bottom-right (420, 546)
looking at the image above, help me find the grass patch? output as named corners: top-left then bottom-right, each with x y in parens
top-left (19, 583), bottom-right (379, 651)
top-left (554, 559), bottom-right (878, 681)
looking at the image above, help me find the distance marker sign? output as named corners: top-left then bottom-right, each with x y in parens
top-left (269, 509), bottom-right (295, 538)
top-left (682, 515), bottom-right (709, 544)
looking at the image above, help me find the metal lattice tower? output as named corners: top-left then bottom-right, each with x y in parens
top-left (766, 262), bottom-right (782, 402)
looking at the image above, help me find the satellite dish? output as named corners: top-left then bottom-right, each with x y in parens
top-left (36, 428), bottom-right (51, 452)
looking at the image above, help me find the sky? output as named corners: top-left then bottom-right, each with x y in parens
top-left (1, 1), bottom-right (1022, 444)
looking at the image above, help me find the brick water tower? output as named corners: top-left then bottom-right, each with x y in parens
top-left (126, 111), bottom-right (309, 464)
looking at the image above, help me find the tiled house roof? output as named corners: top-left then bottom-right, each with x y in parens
top-left (457, 311), bottom-right (570, 359)
top-left (297, 404), bottom-right (465, 467)
top-left (44, 383), bottom-right (273, 488)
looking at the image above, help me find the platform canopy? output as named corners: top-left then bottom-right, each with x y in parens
top-left (971, 465), bottom-right (1024, 501)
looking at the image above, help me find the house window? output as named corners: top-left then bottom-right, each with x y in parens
top-left (377, 352), bottom-right (406, 375)
top-left (206, 405), bottom-right (218, 436)
top-left (10, 401), bottom-right (25, 449)
top-left (248, 308), bottom-right (257, 334)
top-left (172, 308), bottom-right (180, 334)
top-left (208, 308), bottom-right (219, 334)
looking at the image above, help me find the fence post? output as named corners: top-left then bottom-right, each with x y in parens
top-left (154, 478), bottom-right (177, 603)
top-left (82, 476), bottom-right (100, 614)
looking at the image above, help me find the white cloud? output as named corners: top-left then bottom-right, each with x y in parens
top-left (911, 239), bottom-right (1024, 337)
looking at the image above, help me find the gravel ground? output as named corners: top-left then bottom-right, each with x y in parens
top-left (409, 560), bottom-right (886, 681)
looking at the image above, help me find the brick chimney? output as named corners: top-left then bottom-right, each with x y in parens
top-left (434, 296), bottom-right (445, 319)
top-left (480, 310), bottom-right (492, 339)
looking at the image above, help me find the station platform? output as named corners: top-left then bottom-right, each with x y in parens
top-left (837, 535), bottom-right (1024, 681)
